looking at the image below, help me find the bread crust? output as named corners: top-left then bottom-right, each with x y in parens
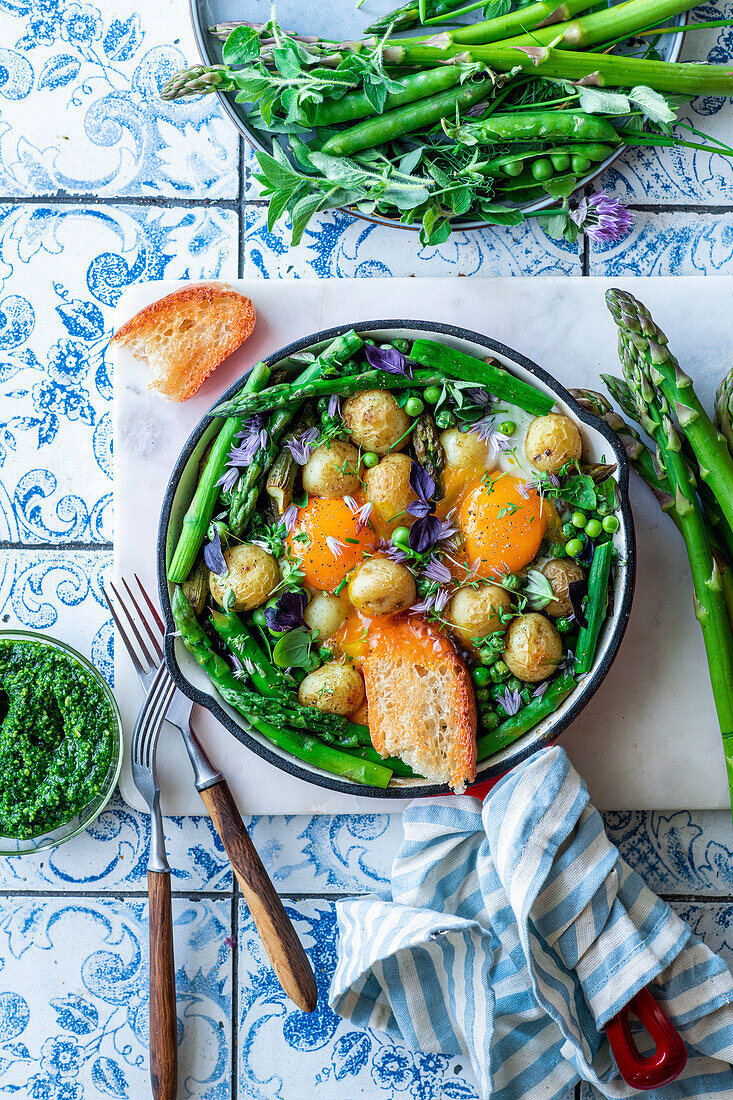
top-left (111, 282), bottom-right (255, 401)
top-left (362, 616), bottom-right (477, 791)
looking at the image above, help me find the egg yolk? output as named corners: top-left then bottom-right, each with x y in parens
top-left (459, 473), bottom-right (546, 578)
top-left (287, 497), bottom-right (377, 591)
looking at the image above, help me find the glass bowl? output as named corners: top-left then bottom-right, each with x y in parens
top-left (0, 630), bottom-right (124, 857)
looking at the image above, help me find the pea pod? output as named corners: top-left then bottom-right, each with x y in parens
top-left (472, 142), bottom-right (616, 179)
top-left (321, 77), bottom-right (493, 157)
top-left (304, 67), bottom-right (460, 127)
top-left (458, 110), bottom-right (620, 145)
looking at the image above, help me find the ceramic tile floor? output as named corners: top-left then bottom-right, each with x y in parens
top-left (3, 0), bottom-right (733, 1097)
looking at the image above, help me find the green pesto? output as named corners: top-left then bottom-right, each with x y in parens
top-left (0, 640), bottom-right (115, 838)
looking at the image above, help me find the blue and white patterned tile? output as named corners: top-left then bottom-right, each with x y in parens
top-left (600, 3), bottom-right (733, 205)
top-left (237, 897), bottom-right (497, 1100)
top-left (0, 202), bottom-right (237, 544)
top-left (242, 203), bottom-right (583, 279)
top-left (0, 0), bottom-right (238, 198)
top-left (0, 894), bottom-right (231, 1099)
top-left (587, 208), bottom-right (733, 274)
top-left (604, 811), bottom-right (733, 898)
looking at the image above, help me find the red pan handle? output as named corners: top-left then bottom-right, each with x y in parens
top-left (605, 986), bottom-right (687, 1090)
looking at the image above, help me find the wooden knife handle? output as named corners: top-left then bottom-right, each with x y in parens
top-left (148, 870), bottom-right (178, 1100)
top-left (199, 780), bottom-right (318, 1013)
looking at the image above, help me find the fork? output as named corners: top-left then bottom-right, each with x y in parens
top-left (130, 658), bottom-right (178, 1100)
top-left (104, 576), bottom-right (318, 1015)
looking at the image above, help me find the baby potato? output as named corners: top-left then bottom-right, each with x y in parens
top-left (342, 389), bottom-right (410, 455)
top-left (503, 612), bottom-right (562, 682)
top-left (208, 544), bottom-right (280, 612)
top-left (304, 591), bottom-right (350, 640)
top-left (364, 453), bottom-right (416, 534)
top-left (302, 440), bottom-right (361, 499)
top-left (298, 661), bottom-right (365, 716)
top-left (440, 427), bottom-right (493, 470)
top-left (348, 557), bottom-right (416, 616)
top-left (448, 584), bottom-right (512, 646)
top-left (525, 414), bottom-right (582, 472)
top-left (540, 559), bottom-right (585, 618)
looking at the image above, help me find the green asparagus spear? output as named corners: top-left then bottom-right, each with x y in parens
top-left (365, 0), bottom-right (468, 33)
top-left (476, 673), bottom-right (577, 760)
top-left (493, 0), bottom-right (700, 49)
top-left (172, 589), bottom-right (391, 786)
top-left (574, 540), bottom-right (614, 676)
top-left (412, 413), bottom-right (446, 500)
top-left (167, 361), bottom-right (271, 585)
top-left (612, 322), bottom-right (733, 812)
top-left (448, 0), bottom-right (594, 42)
top-left (714, 367), bottom-right (733, 453)
top-left (606, 289), bottom-right (733, 534)
top-left (180, 557), bottom-right (208, 616)
top-left (409, 339), bottom-right (554, 416)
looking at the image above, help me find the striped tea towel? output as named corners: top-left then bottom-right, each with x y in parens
top-left (330, 746), bottom-right (733, 1099)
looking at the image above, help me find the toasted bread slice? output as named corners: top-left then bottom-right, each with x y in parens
top-left (362, 617), bottom-right (476, 792)
top-left (111, 282), bottom-right (255, 401)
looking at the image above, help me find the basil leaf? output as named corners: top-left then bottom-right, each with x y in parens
top-left (272, 628), bottom-right (314, 669)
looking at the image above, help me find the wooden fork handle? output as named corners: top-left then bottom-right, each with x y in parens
top-left (148, 870), bottom-right (178, 1100)
top-left (198, 780), bottom-right (318, 1013)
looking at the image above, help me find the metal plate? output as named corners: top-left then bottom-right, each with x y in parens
top-left (159, 319), bottom-right (635, 799)
top-left (190, 0), bottom-right (686, 232)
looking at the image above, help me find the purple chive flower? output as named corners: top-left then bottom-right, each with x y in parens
top-left (265, 589), bottom-right (308, 633)
top-left (410, 587), bottom-right (450, 615)
top-left (423, 558), bottom-right (452, 585)
top-left (516, 482), bottom-right (532, 500)
top-left (532, 682), bottom-right (549, 699)
top-left (217, 415), bottom-right (268, 488)
top-left (558, 651), bottom-right (575, 673)
top-left (204, 526), bottom-right (227, 576)
top-left (466, 387), bottom-right (492, 407)
top-left (326, 536), bottom-right (347, 558)
top-left (364, 343), bottom-right (413, 379)
top-left (283, 504), bottom-right (299, 533)
top-left (468, 416), bottom-right (513, 454)
top-left (570, 190), bottom-right (633, 244)
top-left (378, 538), bottom-right (406, 564)
top-left (497, 686), bottom-right (522, 716)
top-left (407, 463), bottom-right (442, 553)
top-left (344, 495), bottom-right (373, 530)
top-left (286, 426), bottom-right (320, 466)
top-left (328, 393), bottom-right (341, 418)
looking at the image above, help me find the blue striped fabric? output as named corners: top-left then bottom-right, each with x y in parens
top-left (329, 747), bottom-right (733, 1099)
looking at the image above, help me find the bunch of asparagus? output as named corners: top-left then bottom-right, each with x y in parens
top-left (162, 1), bottom-right (733, 244)
top-left (572, 289), bottom-right (733, 815)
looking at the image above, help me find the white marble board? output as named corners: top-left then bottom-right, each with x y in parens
top-left (112, 276), bottom-right (733, 814)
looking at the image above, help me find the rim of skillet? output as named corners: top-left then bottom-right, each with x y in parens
top-left (158, 319), bottom-right (636, 799)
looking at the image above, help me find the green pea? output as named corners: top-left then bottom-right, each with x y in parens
top-left (562, 522), bottom-right (576, 538)
top-left (520, 688), bottom-right (531, 706)
top-left (550, 152), bottom-right (570, 172)
top-left (531, 157), bottom-right (553, 181)
top-left (585, 518), bottom-right (602, 539)
top-left (603, 515), bottom-right (620, 533)
top-left (571, 154), bottom-right (591, 174)
top-left (423, 385), bottom-right (442, 405)
top-left (551, 543), bottom-right (567, 558)
top-left (391, 337), bottom-right (411, 354)
top-left (506, 676), bottom-right (521, 692)
top-left (392, 526), bottom-right (410, 548)
top-left (362, 451), bottom-right (379, 468)
top-left (571, 511), bottom-right (587, 528)
top-left (405, 396), bottom-right (425, 418)
top-left (566, 538), bottom-right (584, 557)
top-left (597, 501), bottom-right (612, 517)
top-left (502, 159), bottom-right (524, 177)
top-left (491, 660), bottom-right (509, 681)
top-left (363, 338), bottom-right (377, 346)
top-left (556, 617), bottom-right (572, 633)
top-left (435, 409), bottom-right (456, 429)
top-left (319, 646), bottom-right (333, 662)
top-left (481, 712), bottom-right (500, 730)
top-left (252, 608), bottom-right (268, 629)
top-left (472, 665), bottom-right (491, 687)
top-left (498, 420), bottom-right (516, 436)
